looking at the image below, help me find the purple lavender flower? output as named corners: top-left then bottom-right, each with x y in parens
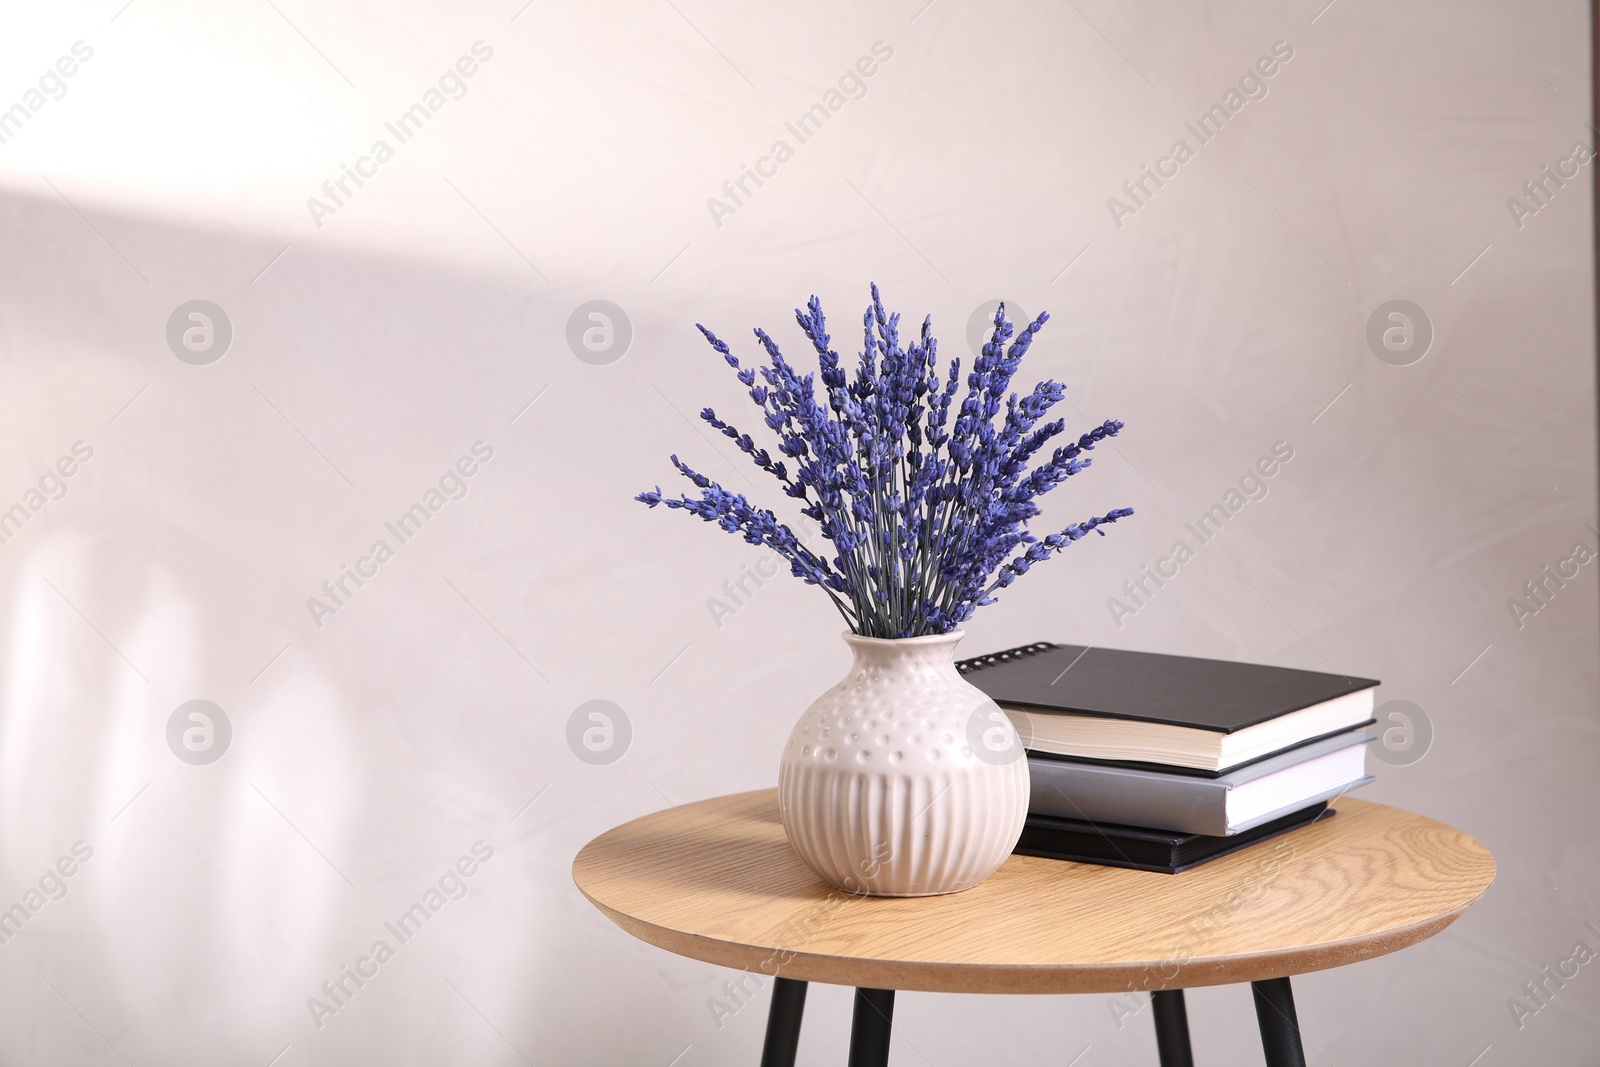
top-left (638, 288), bottom-right (1133, 637)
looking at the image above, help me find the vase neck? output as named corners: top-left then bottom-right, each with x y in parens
top-left (842, 631), bottom-right (965, 677)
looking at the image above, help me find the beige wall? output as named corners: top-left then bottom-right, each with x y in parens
top-left (0, 0), bottom-right (1594, 1063)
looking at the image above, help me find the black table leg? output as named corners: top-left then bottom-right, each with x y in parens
top-left (759, 977), bottom-right (807, 1067)
top-left (1252, 977), bottom-right (1308, 1067)
top-left (1150, 989), bottom-right (1194, 1067)
top-left (847, 988), bottom-right (895, 1067)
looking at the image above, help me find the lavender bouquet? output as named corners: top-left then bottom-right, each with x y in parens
top-left (637, 286), bottom-right (1133, 639)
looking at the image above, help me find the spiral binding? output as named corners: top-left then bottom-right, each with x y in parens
top-left (954, 640), bottom-right (1058, 675)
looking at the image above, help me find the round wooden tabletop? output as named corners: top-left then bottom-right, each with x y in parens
top-left (572, 789), bottom-right (1494, 995)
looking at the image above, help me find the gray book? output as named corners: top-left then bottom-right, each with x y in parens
top-left (1028, 727), bottom-right (1375, 836)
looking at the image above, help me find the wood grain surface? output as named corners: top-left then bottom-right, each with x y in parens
top-left (572, 789), bottom-right (1494, 994)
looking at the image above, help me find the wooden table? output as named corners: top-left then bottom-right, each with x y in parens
top-left (573, 789), bottom-right (1494, 1067)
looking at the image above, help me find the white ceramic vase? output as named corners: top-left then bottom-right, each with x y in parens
top-left (777, 630), bottom-right (1030, 897)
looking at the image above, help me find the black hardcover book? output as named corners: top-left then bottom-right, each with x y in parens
top-left (958, 642), bottom-right (1379, 773)
top-left (1013, 801), bottom-right (1332, 874)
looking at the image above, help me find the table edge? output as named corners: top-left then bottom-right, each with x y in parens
top-left (573, 870), bottom-right (1492, 994)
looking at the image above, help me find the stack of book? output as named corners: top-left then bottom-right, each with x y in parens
top-left (959, 642), bottom-right (1378, 874)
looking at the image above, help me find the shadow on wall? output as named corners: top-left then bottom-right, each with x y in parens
top-left (0, 186), bottom-right (665, 1061)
